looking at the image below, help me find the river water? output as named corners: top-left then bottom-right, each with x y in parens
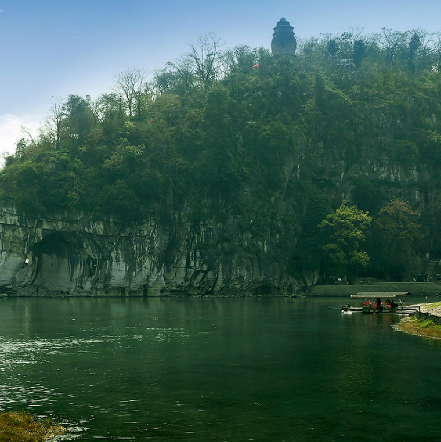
top-left (1, 296), bottom-right (441, 441)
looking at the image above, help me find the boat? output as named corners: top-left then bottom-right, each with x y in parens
top-left (341, 292), bottom-right (418, 315)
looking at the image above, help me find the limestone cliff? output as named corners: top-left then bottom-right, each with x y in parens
top-left (0, 138), bottom-right (434, 297)
top-left (0, 206), bottom-right (297, 296)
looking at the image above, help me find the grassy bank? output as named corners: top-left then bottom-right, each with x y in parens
top-left (0, 411), bottom-right (64, 442)
top-left (309, 282), bottom-right (441, 297)
top-left (397, 316), bottom-right (441, 340)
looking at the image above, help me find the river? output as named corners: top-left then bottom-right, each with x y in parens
top-left (1, 296), bottom-right (440, 441)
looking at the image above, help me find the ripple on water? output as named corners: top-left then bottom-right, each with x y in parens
top-left (0, 328), bottom-right (188, 440)
top-left (37, 415), bottom-right (90, 441)
top-left (0, 329), bottom-right (187, 368)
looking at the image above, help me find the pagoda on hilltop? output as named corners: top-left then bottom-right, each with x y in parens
top-left (271, 18), bottom-right (296, 56)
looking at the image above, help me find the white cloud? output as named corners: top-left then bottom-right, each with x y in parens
top-left (0, 114), bottom-right (40, 166)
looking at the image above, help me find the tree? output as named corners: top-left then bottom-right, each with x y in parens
top-left (96, 92), bottom-right (127, 143)
top-left (113, 68), bottom-right (147, 118)
top-left (376, 198), bottom-right (420, 246)
top-left (381, 28), bottom-right (409, 66)
top-left (47, 98), bottom-right (65, 149)
top-left (374, 198), bottom-right (421, 277)
top-left (222, 45), bottom-right (258, 75)
top-left (326, 39), bottom-right (339, 59)
top-left (353, 39), bottom-right (366, 67)
top-left (186, 33), bottom-right (223, 89)
top-left (61, 95), bottom-right (95, 143)
top-left (433, 32), bottom-right (441, 72)
top-left (153, 54), bottom-right (200, 97)
top-left (0, 162), bottom-right (47, 216)
top-left (319, 202), bottom-right (372, 275)
top-left (409, 32), bottom-right (422, 59)
top-left (160, 33), bottom-right (223, 93)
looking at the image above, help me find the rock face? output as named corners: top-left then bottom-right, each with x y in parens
top-left (271, 18), bottom-right (297, 56)
top-left (0, 206), bottom-right (297, 296)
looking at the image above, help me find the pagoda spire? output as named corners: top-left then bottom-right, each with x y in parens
top-left (271, 18), bottom-right (296, 56)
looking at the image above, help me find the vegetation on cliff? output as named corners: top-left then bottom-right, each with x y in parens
top-left (1, 29), bottom-right (441, 282)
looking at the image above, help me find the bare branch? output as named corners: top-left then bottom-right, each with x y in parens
top-left (113, 68), bottom-right (146, 117)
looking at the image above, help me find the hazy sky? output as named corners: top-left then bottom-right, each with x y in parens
top-left (1, 0), bottom-right (441, 160)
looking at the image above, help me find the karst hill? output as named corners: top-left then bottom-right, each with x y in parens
top-left (1, 23), bottom-right (441, 296)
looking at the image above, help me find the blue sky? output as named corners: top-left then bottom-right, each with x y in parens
top-left (1, 0), bottom-right (441, 161)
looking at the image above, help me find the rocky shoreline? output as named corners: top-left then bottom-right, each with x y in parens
top-left (417, 302), bottom-right (441, 317)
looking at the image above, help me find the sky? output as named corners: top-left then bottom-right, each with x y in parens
top-left (1, 0), bottom-right (441, 161)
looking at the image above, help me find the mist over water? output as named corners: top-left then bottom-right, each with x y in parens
top-left (1, 296), bottom-right (441, 441)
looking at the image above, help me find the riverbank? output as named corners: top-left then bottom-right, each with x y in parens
top-left (0, 411), bottom-right (64, 442)
top-left (397, 301), bottom-right (441, 340)
top-left (3, 281), bottom-right (441, 298)
top-left (309, 282), bottom-right (441, 297)
top-left (397, 317), bottom-right (441, 339)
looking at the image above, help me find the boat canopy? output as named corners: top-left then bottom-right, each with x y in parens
top-left (351, 292), bottom-right (410, 299)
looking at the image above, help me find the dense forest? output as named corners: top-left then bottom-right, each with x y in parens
top-left (2, 28), bottom-right (441, 283)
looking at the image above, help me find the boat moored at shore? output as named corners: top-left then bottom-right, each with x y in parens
top-left (341, 292), bottom-right (418, 315)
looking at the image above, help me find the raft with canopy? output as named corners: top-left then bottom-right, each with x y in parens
top-left (341, 292), bottom-right (416, 314)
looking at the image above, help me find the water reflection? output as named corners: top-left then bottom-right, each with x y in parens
top-left (0, 297), bottom-right (441, 441)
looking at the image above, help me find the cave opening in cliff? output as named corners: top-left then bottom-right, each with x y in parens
top-left (255, 284), bottom-right (277, 295)
top-left (29, 232), bottom-right (80, 291)
top-left (32, 233), bottom-right (72, 258)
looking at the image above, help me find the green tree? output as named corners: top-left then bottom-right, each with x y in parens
top-left (376, 198), bottom-right (420, 246)
top-left (353, 39), bottom-right (366, 67)
top-left (326, 39), bottom-right (339, 59)
top-left (0, 161), bottom-right (47, 216)
top-left (186, 33), bottom-right (223, 89)
top-left (61, 95), bottom-right (95, 144)
top-left (319, 202), bottom-right (372, 275)
top-left (374, 198), bottom-right (421, 277)
top-left (156, 33), bottom-right (223, 95)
